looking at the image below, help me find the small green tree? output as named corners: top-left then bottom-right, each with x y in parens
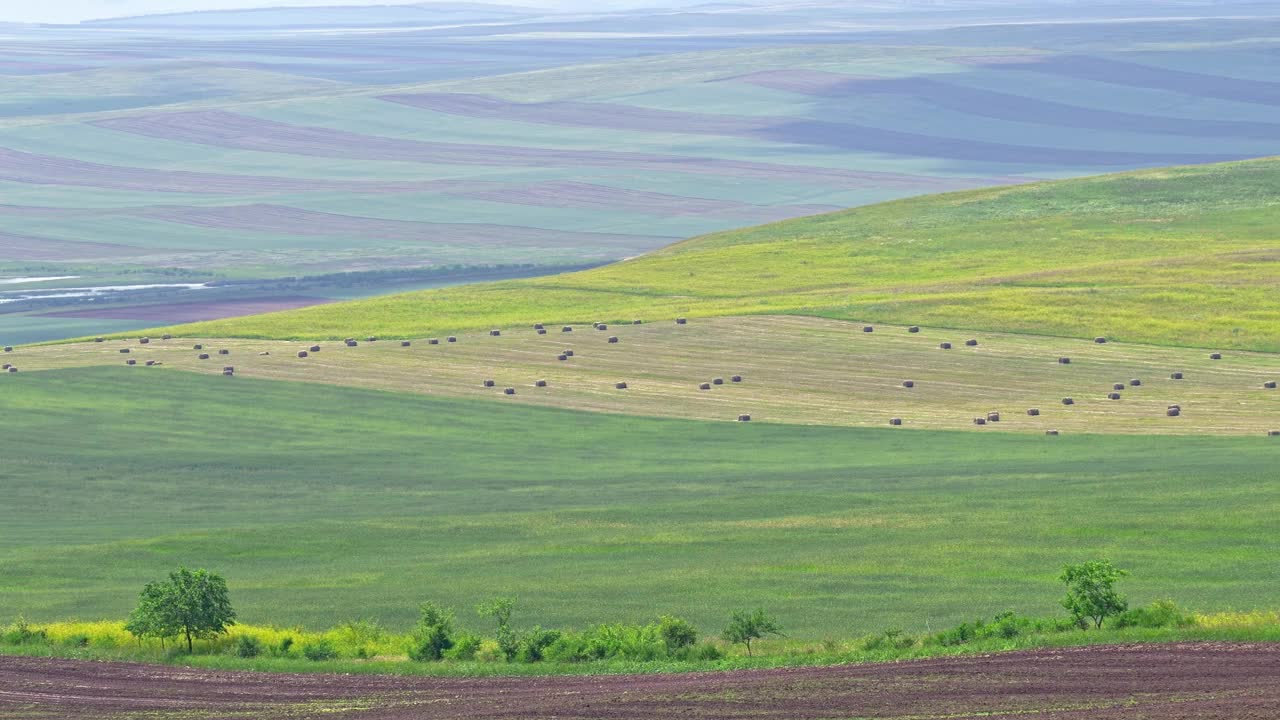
top-left (476, 596), bottom-right (519, 661)
top-left (723, 608), bottom-right (783, 656)
top-left (408, 601), bottom-right (456, 661)
top-left (125, 567), bottom-right (236, 653)
top-left (658, 615), bottom-right (698, 653)
top-left (1060, 559), bottom-right (1129, 629)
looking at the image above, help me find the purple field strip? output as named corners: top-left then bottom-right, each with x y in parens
top-left (0, 231), bottom-right (152, 261)
top-left (728, 69), bottom-right (1280, 140)
top-left (91, 110), bottom-right (1014, 190)
top-left (382, 92), bottom-right (1238, 167)
top-left (0, 147), bottom-right (448, 195)
top-left (980, 55), bottom-right (1280, 107)
top-left (135, 203), bottom-right (679, 248)
top-left (447, 180), bottom-right (842, 220)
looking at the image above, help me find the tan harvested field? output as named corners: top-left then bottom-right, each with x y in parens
top-left (8, 316), bottom-right (1279, 435)
top-left (2, 643), bottom-right (1279, 719)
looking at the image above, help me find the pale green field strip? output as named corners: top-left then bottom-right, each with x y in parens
top-left (11, 316), bottom-right (1278, 435)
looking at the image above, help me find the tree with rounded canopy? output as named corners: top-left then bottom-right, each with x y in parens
top-left (125, 567), bottom-right (236, 653)
top-left (1060, 559), bottom-right (1128, 629)
top-left (723, 608), bottom-right (783, 656)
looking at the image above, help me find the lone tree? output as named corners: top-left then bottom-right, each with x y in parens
top-left (408, 601), bottom-right (455, 662)
top-left (126, 567), bottom-right (236, 653)
top-left (1060, 559), bottom-right (1128, 629)
top-left (723, 608), bottom-right (783, 656)
top-left (476, 596), bottom-right (519, 661)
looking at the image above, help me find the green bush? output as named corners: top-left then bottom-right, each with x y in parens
top-left (302, 639), bottom-right (338, 661)
top-left (658, 615), bottom-right (698, 652)
top-left (276, 636), bottom-right (294, 657)
top-left (1112, 600), bottom-right (1196, 629)
top-left (3, 616), bottom-right (47, 646)
top-left (444, 632), bottom-right (482, 661)
top-left (65, 634), bottom-right (90, 648)
top-left (408, 602), bottom-right (456, 662)
top-left (672, 641), bottom-right (724, 661)
top-left (516, 626), bottom-right (561, 663)
top-left (235, 634), bottom-right (262, 658)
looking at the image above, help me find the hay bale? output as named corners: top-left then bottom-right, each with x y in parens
top-left (1171, 372), bottom-right (1183, 379)
top-left (1027, 408), bottom-right (1040, 416)
top-left (222, 370), bottom-right (234, 376)
top-left (738, 414), bottom-right (751, 422)
top-left (1167, 408), bottom-right (1181, 416)
top-left (562, 326), bottom-right (573, 333)
top-left (1210, 352), bottom-right (1222, 360)
top-left (401, 340), bottom-right (411, 347)
top-left (504, 387), bottom-right (516, 395)
top-left (537, 329), bottom-right (547, 335)
top-left (863, 326), bottom-right (874, 333)
top-left (558, 354), bottom-right (568, 361)
top-left (615, 382), bottom-right (628, 389)
top-left (1062, 397), bottom-right (1074, 405)
top-left (1129, 379), bottom-right (1141, 386)
top-left (535, 379), bottom-right (547, 387)
top-left (193, 344), bottom-right (204, 350)
top-left (731, 375), bottom-right (743, 383)
top-left (699, 382), bottom-right (712, 390)
top-left (1045, 430), bottom-right (1060, 436)
top-left (490, 329), bottom-right (501, 337)
top-left (223, 366), bottom-right (235, 372)
top-left (258, 352), bottom-right (270, 356)
top-left (162, 334), bottom-right (172, 340)
top-left (0, 364), bottom-right (7, 369)
top-left (534, 323), bottom-right (545, 330)
top-left (310, 345), bottom-right (321, 352)
top-left (597, 324), bottom-right (608, 331)
top-left (908, 326), bottom-right (920, 333)
top-left (6, 367), bottom-right (15, 373)
top-left (633, 320), bottom-right (642, 325)
top-left (987, 411), bottom-right (1000, 422)
top-left (125, 359), bottom-right (136, 366)
top-left (676, 318), bottom-right (687, 325)
top-left (973, 418), bottom-right (987, 426)
top-left (939, 342), bottom-right (952, 350)
top-left (1113, 383), bottom-right (1125, 391)
top-left (1168, 404), bottom-right (1181, 412)
top-left (218, 349), bottom-right (230, 355)
top-left (344, 338), bottom-right (355, 344)
top-left (712, 378), bottom-right (724, 385)
top-left (1094, 337), bottom-right (1107, 344)
top-left (146, 360), bottom-right (157, 367)
top-left (346, 340), bottom-right (358, 347)
top-left (564, 350), bottom-right (574, 357)
top-left (94, 337), bottom-right (104, 343)
top-left (367, 336), bottom-right (378, 342)
top-left (965, 339), bottom-right (978, 347)
top-left (297, 351), bottom-right (309, 358)
top-left (447, 336), bottom-right (457, 343)
top-left (428, 338), bottom-right (439, 345)
top-left (608, 336), bottom-right (619, 344)
top-left (1264, 381), bottom-right (1277, 389)
top-left (198, 353), bottom-right (209, 359)
top-left (1058, 357), bottom-right (1071, 364)
top-left (119, 348), bottom-right (131, 354)
top-left (138, 338), bottom-right (149, 344)
top-left (483, 380), bottom-right (495, 387)
top-left (1269, 430), bottom-right (1280, 437)
top-left (1108, 392), bottom-right (1121, 400)
top-left (889, 418), bottom-right (902, 426)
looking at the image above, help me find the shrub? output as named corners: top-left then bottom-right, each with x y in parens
top-left (658, 615), bottom-right (698, 652)
top-left (276, 636), bottom-right (294, 657)
top-left (444, 632), bottom-right (482, 661)
top-left (516, 626), bottom-right (561, 663)
top-left (476, 597), bottom-right (519, 662)
top-left (408, 602), bottom-right (455, 662)
top-left (235, 634), bottom-right (262, 658)
top-left (673, 641), bottom-right (724, 661)
top-left (66, 634), bottom-right (91, 648)
top-left (332, 618), bottom-right (385, 657)
top-left (474, 639), bottom-right (504, 663)
top-left (3, 616), bottom-right (47, 646)
top-left (302, 639), bottom-right (338, 661)
top-left (1113, 600), bottom-right (1195, 629)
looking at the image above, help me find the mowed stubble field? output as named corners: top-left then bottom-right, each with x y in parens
top-left (8, 316), bottom-right (1278, 435)
top-left (1, 367), bottom-right (1277, 634)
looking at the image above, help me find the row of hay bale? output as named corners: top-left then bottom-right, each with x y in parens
top-left (698, 375), bottom-right (743, 390)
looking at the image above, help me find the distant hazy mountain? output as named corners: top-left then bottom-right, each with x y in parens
top-left (82, 2), bottom-right (541, 28)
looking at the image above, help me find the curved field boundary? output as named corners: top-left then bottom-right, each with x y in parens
top-left (91, 110), bottom-right (1018, 189)
top-left (1, 643), bottom-right (1277, 718)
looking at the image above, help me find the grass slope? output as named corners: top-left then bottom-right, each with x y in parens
top-left (1, 368), bottom-right (1276, 637)
top-left (172, 158), bottom-right (1280, 351)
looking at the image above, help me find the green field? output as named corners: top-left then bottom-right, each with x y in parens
top-left (170, 157), bottom-right (1280, 351)
top-left (2, 367), bottom-right (1276, 638)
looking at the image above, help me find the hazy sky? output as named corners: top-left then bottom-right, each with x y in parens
top-left (0, 0), bottom-right (674, 25)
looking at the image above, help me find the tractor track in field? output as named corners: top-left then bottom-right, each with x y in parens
top-left (1, 643), bottom-right (1278, 718)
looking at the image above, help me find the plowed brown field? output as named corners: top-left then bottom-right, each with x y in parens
top-left (2, 643), bottom-right (1277, 719)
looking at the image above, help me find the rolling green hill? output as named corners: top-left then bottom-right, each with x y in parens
top-left (169, 157), bottom-right (1280, 351)
top-left (1, 367), bottom-right (1276, 636)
